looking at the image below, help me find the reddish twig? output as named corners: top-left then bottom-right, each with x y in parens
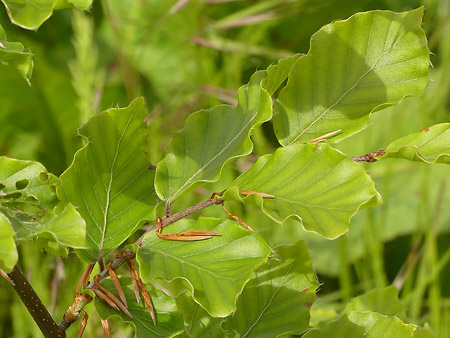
top-left (352, 150), bottom-right (386, 163)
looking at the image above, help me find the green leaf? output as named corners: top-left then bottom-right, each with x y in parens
top-left (1, 0), bottom-right (93, 30)
top-left (0, 156), bottom-right (85, 254)
top-left (382, 123), bottom-right (450, 164)
top-left (94, 277), bottom-right (184, 338)
top-left (137, 217), bottom-right (271, 317)
top-left (273, 7), bottom-right (429, 145)
top-left (0, 24), bottom-right (33, 84)
top-left (344, 286), bottom-right (406, 319)
top-left (223, 143), bottom-right (381, 239)
top-left (262, 54), bottom-right (301, 96)
top-left (175, 292), bottom-right (227, 338)
top-left (60, 98), bottom-right (159, 262)
top-left (304, 311), bottom-right (416, 338)
top-left (222, 241), bottom-right (318, 338)
top-left (155, 71), bottom-right (272, 203)
top-left (0, 212), bottom-right (18, 272)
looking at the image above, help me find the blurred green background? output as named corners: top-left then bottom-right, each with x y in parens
top-left (0, 0), bottom-right (449, 337)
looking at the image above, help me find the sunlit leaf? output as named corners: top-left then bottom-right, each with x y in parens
top-left (137, 217), bottom-right (271, 317)
top-left (95, 277), bottom-right (184, 338)
top-left (262, 53), bottom-right (301, 96)
top-left (344, 286), bottom-right (406, 319)
top-left (60, 98), bottom-right (159, 262)
top-left (382, 123), bottom-right (450, 164)
top-left (1, 0), bottom-right (93, 30)
top-left (155, 71), bottom-right (272, 203)
top-left (0, 24), bottom-right (33, 84)
top-left (0, 156), bottom-right (85, 254)
top-left (274, 7), bottom-right (429, 145)
top-left (223, 143), bottom-right (381, 239)
top-left (0, 212), bottom-right (17, 272)
top-left (304, 311), bottom-right (417, 338)
top-left (222, 241), bottom-right (318, 337)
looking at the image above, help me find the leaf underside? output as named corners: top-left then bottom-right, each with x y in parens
top-left (383, 123), bottom-right (450, 164)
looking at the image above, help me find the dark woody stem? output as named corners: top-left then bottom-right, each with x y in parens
top-left (7, 265), bottom-right (66, 338)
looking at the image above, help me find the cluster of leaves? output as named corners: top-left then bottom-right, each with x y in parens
top-left (1, 1), bottom-right (450, 337)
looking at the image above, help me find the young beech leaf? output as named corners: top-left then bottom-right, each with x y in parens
top-left (274, 7), bottom-right (429, 145)
top-left (60, 98), bottom-right (159, 262)
top-left (222, 143), bottom-right (381, 239)
top-left (382, 123), bottom-right (450, 164)
top-left (137, 217), bottom-right (270, 317)
top-left (222, 241), bottom-right (318, 338)
top-left (1, 0), bottom-right (93, 30)
top-left (155, 70), bottom-right (272, 203)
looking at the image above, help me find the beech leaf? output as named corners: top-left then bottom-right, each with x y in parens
top-left (155, 71), bottom-right (272, 203)
top-left (382, 123), bottom-right (450, 164)
top-left (137, 217), bottom-right (270, 317)
top-left (0, 212), bottom-right (17, 272)
top-left (0, 24), bottom-right (33, 84)
top-left (60, 98), bottom-right (159, 262)
top-left (274, 7), bottom-right (429, 145)
top-left (1, 0), bottom-right (93, 30)
top-left (223, 143), bottom-right (381, 239)
top-left (222, 241), bottom-right (318, 337)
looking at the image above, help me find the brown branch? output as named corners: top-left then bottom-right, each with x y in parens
top-left (60, 194), bottom-right (224, 330)
top-left (7, 265), bottom-right (66, 338)
top-left (352, 149), bottom-right (385, 163)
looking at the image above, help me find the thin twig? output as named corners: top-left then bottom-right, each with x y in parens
top-left (60, 195), bottom-right (225, 330)
top-left (352, 150), bottom-right (385, 163)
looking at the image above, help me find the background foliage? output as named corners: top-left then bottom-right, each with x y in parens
top-left (0, 0), bottom-right (449, 337)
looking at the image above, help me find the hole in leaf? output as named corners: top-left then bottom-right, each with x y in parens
top-left (49, 185), bottom-right (56, 193)
top-left (15, 179), bottom-right (30, 190)
top-left (0, 183), bottom-right (5, 190)
top-left (5, 192), bottom-right (22, 200)
top-left (39, 172), bottom-right (49, 183)
top-left (25, 196), bottom-right (39, 203)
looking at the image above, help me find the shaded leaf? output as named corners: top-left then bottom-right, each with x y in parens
top-left (382, 123), bottom-right (450, 164)
top-left (95, 277), bottom-right (184, 338)
top-left (0, 212), bottom-right (17, 272)
top-left (1, 0), bottom-right (93, 30)
top-left (222, 241), bottom-right (318, 337)
top-left (137, 217), bottom-right (271, 317)
top-left (175, 292), bottom-right (226, 338)
top-left (274, 8), bottom-right (429, 145)
top-left (304, 311), bottom-right (416, 338)
top-left (155, 71), bottom-right (272, 203)
top-left (60, 98), bottom-right (159, 262)
top-left (223, 143), bottom-right (381, 239)
top-left (0, 24), bottom-right (33, 84)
